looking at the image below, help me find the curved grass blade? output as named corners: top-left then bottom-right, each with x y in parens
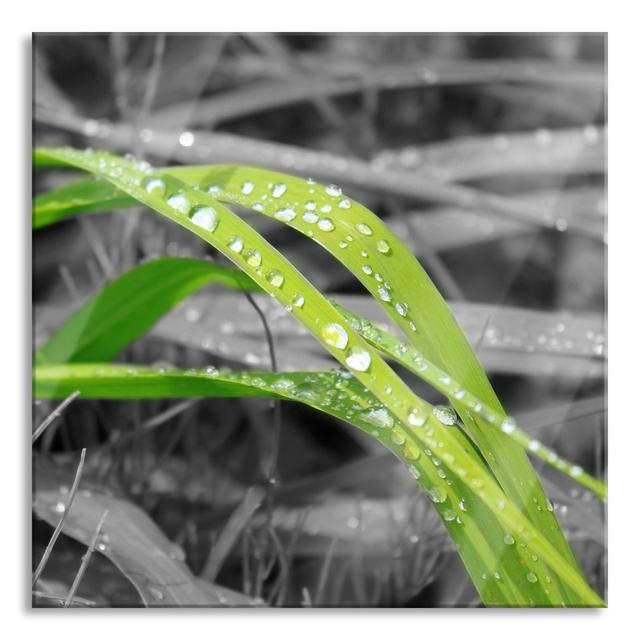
top-left (34, 455), bottom-right (263, 607)
top-left (34, 148), bottom-right (602, 605)
top-left (36, 257), bottom-right (259, 365)
top-left (34, 362), bottom-right (604, 606)
top-left (335, 302), bottom-right (607, 499)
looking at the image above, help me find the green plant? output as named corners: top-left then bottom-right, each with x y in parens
top-left (33, 146), bottom-right (606, 607)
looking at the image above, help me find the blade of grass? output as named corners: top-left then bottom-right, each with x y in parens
top-left (34, 147), bottom-right (603, 605)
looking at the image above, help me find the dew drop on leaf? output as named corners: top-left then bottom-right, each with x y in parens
top-left (274, 208), bottom-right (297, 222)
top-left (143, 177), bottom-right (165, 197)
top-left (318, 218), bottom-right (335, 231)
top-left (356, 223), bottom-right (373, 236)
top-left (345, 346), bottom-right (371, 372)
top-left (189, 205), bottom-right (218, 232)
top-left (272, 183), bottom-right (287, 198)
top-left (167, 193), bottom-right (190, 214)
top-left (228, 237), bottom-right (243, 253)
top-left (267, 270), bottom-right (284, 288)
top-left (322, 323), bottom-right (349, 349)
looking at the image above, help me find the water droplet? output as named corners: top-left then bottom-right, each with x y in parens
top-left (267, 270), bottom-right (284, 288)
top-left (292, 293), bottom-right (305, 308)
top-left (302, 211), bottom-right (318, 224)
top-left (346, 346), bottom-right (371, 372)
top-left (377, 239), bottom-right (390, 254)
top-left (325, 184), bottom-right (342, 197)
top-left (241, 181), bottom-right (254, 195)
top-left (569, 465), bottom-right (583, 477)
top-left (378, 287), bottom-right (391, 302)
top-left (433, 406), bottom-right (457, 426)
top-left (501, 417), bottom-right (516, 434)
top-left (338, 198), bottom-right (352, 209)
top-left (149, 586), bottom-right (165, 600)
top-left (179, 131), bottom-right (194, 147)
top-left (362, 265), bottom-right (373, 275)
top-left (528, 440), bottom-right (541, 452)
top-left (362, 407), bottom-right (394, 429)
top-left (305, 200), bottom-right (316, 211)
top-left (274, 207), bottom-right (297, 222)
top-left (272, 183), bottom-right (287, 198)
top-left (322, 323), bottom-right (348, 349)
top-left (346, 516), bottom-right (359, 529)
top-left (526, 572), bottom-right (538, 583)
top-left (356, 223), bottom-right (373, 236)
top-left (144, 177), bottom-right (165, 197)
top-left (205, 366), bottom-right (219, 376)
top-left (245, 249), bottom-right (262, 268)
top-left (427, 486), bottom-right (447, 504)
top-left (228, 236), bottom-right (243, 253)
top-left (503, 533), bottom-right (515, 545)
top-left (443, 509), bottom-right (457, 522)
top-left (167, 193), bottom-right (190, 214)
top-left (408, 407), bottom-right (428, 427)
top-left (318, 218), bottom-right (335, 231)
top-left (189, 205), bottom-right (218, 232)
top-left (394, 302), bottom-right (408, 317)
top-left (54, 501), bottom-right (65, 514)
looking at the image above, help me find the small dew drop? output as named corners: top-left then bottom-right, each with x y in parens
top-left (178, 131), bottom-right (195, 147)
top-left (526, 572), bottom-right (538, 583)
top-left (245, 249), bottom-right (262, 268)
top-left (378, 287), bottom-right (391, 302)
top-left (144, 177), bottom-right (165, 197)
top-left (377, 239), bottom-right (391, 254)
top-left (356, 223), bottom-right (373, 236)
top-left (503, 533), bottom-right (515, 546)
top-left (272, 183), bottom-right (287, 198)
top-left (292, 293), bottom-right (305, 308)
top-left (325, 184), bottom-right (342, 197)
top-left (318, 218), bottom-right (335, 231)
top-left (241, 181), bottom-right (254, 195)
top-left (228, 236), bottom-right (243, 253)
top-left (302, 211), bottom-right (319, 224)
top-left (408, 407), bottom-right (428, 427)
top-left (394, 302), bottom-right (408, 317)
top-left (433, 406), bottom-right (457, 426)
top-left (338, 198), bottom-right (352, 209)
top-left (267, 270), bottom-right (284, 288)
top-left (274, 208), bottom-right (297, 222)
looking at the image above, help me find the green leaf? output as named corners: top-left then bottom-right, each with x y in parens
top-left (33, 147), bottom-right (604, 606)
top-left (36, 257), bottom-right (259, 365)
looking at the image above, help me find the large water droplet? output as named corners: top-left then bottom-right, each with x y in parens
top-left (377, 239), bottom-right (390, 254)
top-left (356, 223), bottom-right (373, 236)
top-left (144, 177), bottom-right (165, 197)
top-left (433, 406), bottom-right (457, 426)
top-left (428, 486), bottom-right (447, 503)
top-left (275, 208), bottom-right (297, 222)
top-left (167, 192), bottom-right (190, 214)
top-left (241, 181), bottom-right (254, 195)
top-left (189, 205), bottom-right (218, 232)
top-left (302, 211), bottom-right (318, 224)
top-left (338, 198), bottom-right (351, 209)
top-left (346, 346), bottom-right (371, 372)
top-left (318, 218), bottom-right (335, 231)
top-left (325, 184), bottom-right (342, 197)
top-left (362, 407), bottom-right (394, 429)
top-left (394, 302), bottom-right (408, 316)
top-left (272, 183), bottom-right (287, 198)
top-left (408, 407), bottom-right (428, 427)
top-left (378, 287), bottom-right (391, 302)
top-left (322, 323), bottom-right (348, 349)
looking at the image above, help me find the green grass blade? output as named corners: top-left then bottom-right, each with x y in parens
top-left (36, 257), bottom-right (259, 365)
top-left (34, 147), bottom-right (603, 606)
top-left (34, 362), bottom-right (604, 607)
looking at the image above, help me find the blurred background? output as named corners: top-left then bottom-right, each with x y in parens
top-left (33, 33), bottom-right (606, 607)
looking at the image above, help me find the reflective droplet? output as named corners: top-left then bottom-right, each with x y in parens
top-left (362, 407), bottom-right (394, 429)
top-left (305, 200), bottom-right (316, 211)
top-left (245, 249), bottom-right (262, 267)
top-left (318, 218), bottom-right (335, 231)
top-left (408, 465), bottom-right (420, 480)
top-left (346, 346), bottom-right (371, 372)
top-left (167, 193), bottom-right (190, 214)
top-left (377, 239), bottom-right (390, 254)
top-left (356, 223), bottom-right (373, 236)
top-left (241, 181), bottom-right (254, 195)
top-left (526, 572), bottom-right (538, 583)
top-left (433, 406), bottom-right (457, 426)
top-left (267, 270), bottom-right (284, 288)
top-left (501, 417), bottom-right (516, 434)
top-left (272, 183), bottom-right (287, 198)
top-left (394, 302), bottom-right (408, 316)
top-left (408, 407), bottom-right (428, 427)
top-left (54, 501), bottom-right (65, 514)
top-left (292, 293), bottom-right (305, 308)
top-left (189, 205), bottom-right (218, 232)
top-left (228, 236), bottom-right (243, 253)
top-left (178, 131), bottom-right (194, 147)
top-left (503, 533), bottom-right (515, 545)
top-left (149, 586), bottom-right (165, 600)
top-left (302, 211), bottom-right (318, 224)
top-left (322, 323), bottom-right (348, 349)
top-left (325, 184), bottom-right (342, 197)
top-left (338, 198), bottom-right (351, 209)
top-left (274, 207), bottom-right (297, 222)
top-left (378, 287), bottom-right (391, 302)
top-left (428, 486), bottom-right (447, 503)
top-left (362, 265), bottom-right (373, 275)
top-left (144, 177), bottom-right (165, 197)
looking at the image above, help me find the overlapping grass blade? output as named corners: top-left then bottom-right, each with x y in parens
top-left (34, 147), bottom-right (603, 605)
top-left (36, 257), bottom-right (259, 364)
